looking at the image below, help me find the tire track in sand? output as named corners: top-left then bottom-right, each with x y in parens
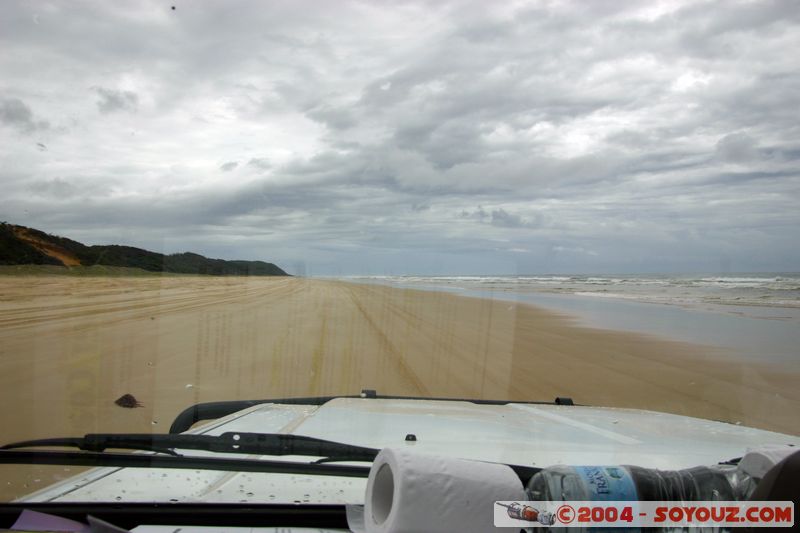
top-left (342, 283), bottom-right (430, 396)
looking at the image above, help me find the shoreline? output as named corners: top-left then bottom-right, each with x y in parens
top-left (343, 277), bottom-right (800, 365)
top-left (0, 275), bottom-right (798, 498)
top-left (339, 274), bottom-right (800, 310)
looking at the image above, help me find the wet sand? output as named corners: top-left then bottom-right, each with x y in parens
top-left (1, 276), bottom-right (798, 499)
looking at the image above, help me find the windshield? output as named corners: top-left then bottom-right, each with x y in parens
top-left (1, 0), bottom-right (798, 507)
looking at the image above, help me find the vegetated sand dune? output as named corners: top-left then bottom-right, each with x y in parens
top-left (0, 276), bottom-right (798, 499)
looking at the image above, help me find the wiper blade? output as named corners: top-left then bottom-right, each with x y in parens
top-left (0, 449), bottom-right (370, 478)
top-left (1, 437), bottom-right (181, 456)
top-left (0, 432), bottom-right (379, 462)
top-left (1, 434), bottom-right (543, 484)
top-left (0, 449), bottom-right (541, 485)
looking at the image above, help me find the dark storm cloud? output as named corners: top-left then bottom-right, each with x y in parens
top-left (0, 97), bottom-right (49, 133)
top-left (1, 0), bottom-right (799, 273)
top-left (93, 87), bottom-right (139, 114)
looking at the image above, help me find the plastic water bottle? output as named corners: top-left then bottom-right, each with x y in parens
top-left (526, 464), bottom-right (750, 502)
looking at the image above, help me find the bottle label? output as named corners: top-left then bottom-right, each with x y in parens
top-left (575, 466), bottom-right (638, 500)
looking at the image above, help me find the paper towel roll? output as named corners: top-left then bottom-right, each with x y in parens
top-left (739, 445), bottom-right (798, 479)
top-left (363, 447), bottom-right (526, 533)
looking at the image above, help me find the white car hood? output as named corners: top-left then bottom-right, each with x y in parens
top-left (23, 398), bottom-right (799, 503)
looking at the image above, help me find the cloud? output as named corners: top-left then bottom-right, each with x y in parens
top-left (306, 105), bottom-right (357, 130)
top-left (460, 207), bottom-right (543, 229)
top-left (552, 245), bottom-right (598, 257)
top-left (715, 132), bottom-right (760, 163)
top-left (28, 177), bottom-right (77, 198)
top-left (247, 158), bottom-right (271, 171)
top-left (0, 98), bottom-right (49, 133)
top-left (460, 207), bottom-right (488, 221)
top-left (491, 208), bottom-right (538, 229)
top-left (0, 0), bottom-right (798, 274)
top-left (93, 87), bottom-right (138, 114)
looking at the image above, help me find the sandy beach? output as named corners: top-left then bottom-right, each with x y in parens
top-left (1, 275), bottom-right (798, 499)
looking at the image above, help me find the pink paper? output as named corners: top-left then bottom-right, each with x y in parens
top-left (11, 509), bottom-right (89, 532)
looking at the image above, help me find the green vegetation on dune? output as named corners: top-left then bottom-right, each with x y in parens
top-left (0, 223), bottom-right (290, 276)
top-left (0, 264), bottom-right (192, 277)
top-left (163, 252), bottom-right (288, 276)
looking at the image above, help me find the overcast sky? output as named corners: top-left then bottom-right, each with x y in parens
top-left (1, 0), bottom-right (799, 275)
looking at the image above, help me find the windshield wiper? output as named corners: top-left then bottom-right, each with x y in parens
top-left (0, 450), bottom-right (371, 478)
top-left (1, 433), bottom-right (542, 484)
top-left (0, 432), bottom-right (379, 462)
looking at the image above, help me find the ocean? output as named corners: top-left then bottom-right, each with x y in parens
top-left (342, 273), bottom-right (800, 364)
